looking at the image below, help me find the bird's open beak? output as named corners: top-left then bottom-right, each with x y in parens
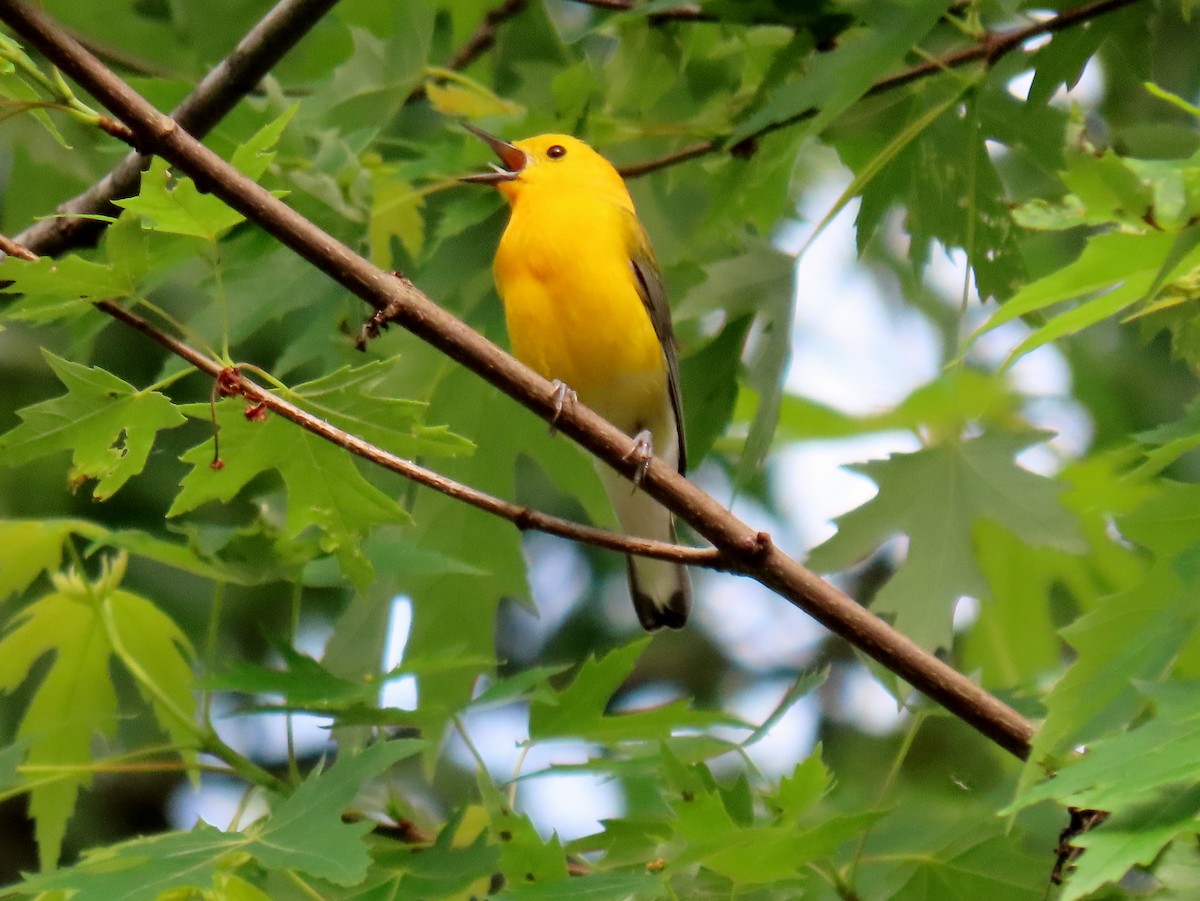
top-left (460, 123), bottom-right (527, 184)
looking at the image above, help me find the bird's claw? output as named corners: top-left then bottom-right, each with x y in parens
top-left (548, 380), bottom-right (577, 435)
top-left (625, 429), bottom-right (653, 487)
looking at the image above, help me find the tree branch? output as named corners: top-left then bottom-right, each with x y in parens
top-left (13, 0), bottom-right (530, 261)
top-left (0, 233), bottom-right (718, 569)
top-left (562, 0), bottom-right (712, 21)
top-left (15, 0), bottom-right (343, 258)
top-left (444, 0), bottom-right (528, 71)
top-left (0, 0), bottom-right (1038, 761)
top-left (617, 0), bottom-right (1147, 178)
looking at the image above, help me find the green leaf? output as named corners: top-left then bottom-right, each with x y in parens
top-left (368, 170), bottom-right (424, 267)
top-left (808, 432), bottom-right (1083, 652)
top-left (678, 242), bottom-right (795, 483)
top-left (424, 70), bottom-right (524, 119)
top-left (229, 104), bottom-right (298, 181)
top-left (970, 231), bottom-right (1178, 338)
top-left (1020, 540), bottom-right (1200, 789)
top-left (93, 528), bottom-right (273, 586)
top-left (0, 350), bottom-right (185, 499)
top-left (247, 739), bottom-right (425, 883)
top-left (399, 359), bottom-right (610, 750)
top-left (529, 638), bottom-right (745, 743)
top-left (1012, 683), bottom-right (1200, 899)
top-left (7, 825), bottom-right (242, 900)
top-left (0, 557), bottom-right (195, 869)
top-left (286, 359), bottom-right (475, 458)
top-left (679, 314), bottom-right (751, 466)
top-left (960, 523), bottom-right (1063, 689)
top-left (112, 110), bottom-right (294, 242)
top-left (468, 663), bottom-right (573, 711)
top-left (116, 158), bottom-right (249, 240)
top-left (884, 830), bottom-right (1048, 900)
top-left (0, 519), bottom-right (101, 604)
top-left (0, 254), bottom-right (127, 322)
top-left (662, 748), bottom-right (879, 884)
top-left (1027, 15), bottom-right (1120, 107)
top-left (203, 641), bottom-right (374, 708)
top-left (730, 0), bottom-right (947, 145)
top-left (772, 369), bottom-right (1023, 445)
top-left (7, 741), bottom-right (420, 897)
top-left (369, 820), bottom-right (498, 899)
top-left (498, 871), bottom-right (664, 900)
top-left (767, 749), bottom-right (832, 822)
top-left (169, 398), bottom-right (411, 588)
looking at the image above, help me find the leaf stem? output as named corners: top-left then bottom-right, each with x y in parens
top-left (203, 580), bottom-right (225, 724)
top-left (846, 709), bottom-right (930, 885)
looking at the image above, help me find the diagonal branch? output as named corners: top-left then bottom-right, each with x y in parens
top-left (0, 0), bottom-right (1040, 761)
top-left (0, 233), bottom-right (718, 569)
top-left (0, 0), bottom-right (1037, 759)
top-left (617, 0), bottom-right (1146, 178)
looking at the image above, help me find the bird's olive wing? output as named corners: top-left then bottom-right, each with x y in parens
top-left (626, 216), bottom-right (687, 475)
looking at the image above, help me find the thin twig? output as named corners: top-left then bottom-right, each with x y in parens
top-left (617, 0), bottom-right (1146, 178)
top-left (0, 234), bottom-right (718, 569)
top-left (563, 0), bottom-right (712, 20)
top-left (0, 0), bottom-right (1040, 761)
top-left (445, 0), bottom-right (528, 71)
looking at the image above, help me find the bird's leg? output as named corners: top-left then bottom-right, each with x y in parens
top-left (547, 379), bottom-right (577, 435)
top-left (625, 429), bottom-right (654, 487)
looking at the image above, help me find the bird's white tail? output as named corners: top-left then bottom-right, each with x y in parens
top-left (598, 465), bottom-right (691, 630)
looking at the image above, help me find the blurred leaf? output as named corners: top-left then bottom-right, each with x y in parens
top-left (368, 170), bottom-right (424, 267)
top-left (425, 69), bottom-right (524, 119)
top-left (731, 0), bottom-right (947, 145)
top-left (530, 638), bottom-right (745, 743)
top-left (847, 83), bottom-right (1024, 302)
top-left (0, 518), bottom-right (99, 603)
top-left (679, 314), bottom-right (751, 465)
top-left (1021, 537), bottom-right (1200, 790)
top-left (0, 351), bottom-right (185, 499)
top-left (9, 741), bottom-right (423, 897)
top-left (169, 398), bottom-right (411, 589)
top-left (1027, 15), bottom-right (1120, 107)
top-left (468, 663), bottom-right (572, 711)
top-left (498, 871), bottom-right (663, 900)
top-left (1012, 682), bottom-right (1200, 899)
top-left (884, 830), bottom-right (1047, 900)
top-left (0, 254), bottom-right (126, 323)
top-left (970, 230), bottom-right (1200, 365)
top-left (773, 369), bottom-right (1022, 444)
top-left (203, 642), bottom-right (373, 707)
top-left (678, 242), bottom-right (794, 483)
top-left (0, 557), bottom-right (194, 869)
top-left (809, 432), bottom-right (1083, 652)
top-left (961, 523), bottom-right (1063, 689)
top-left (286, 359), bottom-right (475, 458)
top-left (248, 739), bottom-right (425, 883)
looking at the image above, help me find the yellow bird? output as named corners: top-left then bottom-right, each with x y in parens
top-left (462, 125), bottom-right (691, 630)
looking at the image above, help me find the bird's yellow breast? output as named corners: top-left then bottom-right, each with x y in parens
top-left (494, 190), bottom-right (667, 432)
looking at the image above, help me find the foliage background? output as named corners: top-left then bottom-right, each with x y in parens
top-left (2, 0), bottom-right (1200, 898)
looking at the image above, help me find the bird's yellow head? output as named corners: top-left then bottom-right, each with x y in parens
top-left (461, 125), bottom-right (631, 208)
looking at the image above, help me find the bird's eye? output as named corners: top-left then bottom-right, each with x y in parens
top-left (546, 144), bottom-right (567, 160)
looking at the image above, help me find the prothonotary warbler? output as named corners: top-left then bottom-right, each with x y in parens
top-left (462, 125), bottom-right (692, 630)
